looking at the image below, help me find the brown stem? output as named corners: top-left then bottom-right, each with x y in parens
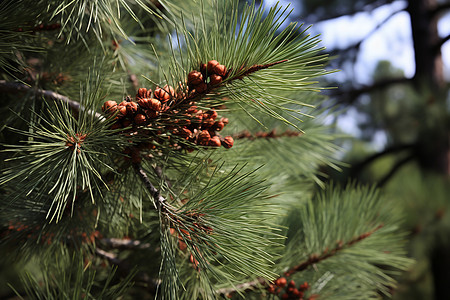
top-left (100, 238), bottom-right (151, 250)
top-left (132, 163), bottom-right (168, 212)
top-left (216, 224), bottom-right (384, 297)
top-left (237, 59), bottom-right (289, 79)
top-left (233, 129), bottom-right (302, 140)
top-left (95, 247), bottom-right (160, 294)
top-left (0, 80), bottom-right (103, 119)
top-left (284, 224), bottom-right (384, 277)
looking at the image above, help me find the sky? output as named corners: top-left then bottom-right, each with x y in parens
top-left (263, 0), bottom-right (450, 83)
top-left (263, 0), bottom-right (450, 149)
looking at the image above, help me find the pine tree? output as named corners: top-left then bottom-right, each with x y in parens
top-left (0, 1), bottom-right (413, 299)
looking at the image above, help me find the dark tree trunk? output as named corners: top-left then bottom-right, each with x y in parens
top-left (407, 0), bottom-right (444, 87)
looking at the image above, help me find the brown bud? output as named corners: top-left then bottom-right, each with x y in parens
top-left (209, 136), bottom-right (221, 147)
top-left (131, 150), bottom-right (141, 164)
top-left (117, 101), bottom-right (128, 118)
top-left (221, 136), bottom-right (234, 149)
top-left (207, 60), bottom-right (219, 73)
top-left (136, 88), bottom-right (148, 99)
top-left (187, 105), bottom-right (198, 114)
top-left (267, 285), bottom-right (276, 294)
top-left (213, 121), bottom-right (225, 131)
top-left (146, 109), bottom-right (159, 119)
top-left (275, 277), bottom-right (287, 288)
top-left (154, 85), bottom-right (174, 102)
top-left (187, 70), bottom-right (203, 86)
top-left (299, 282), bottom-right (309, 291)
top-left (220, 117), bottom-right (229, 125)
top-left (194, 82), bottom-right (207, 93)
top-left (126, 101), bottom-right (139, 115)
top-left (197, 130), bottom-right (211, 145)
top-left (213, 64), bottom-right (227, 76)
top-left (102, 100), bottom-right (117, 113)
top-left (179, 128), bottom-right (192, 139)
top-left (203, 110), bottom-right (218, 120)
top-left (209, 74), bottom-right (222, 85)
top-left (110, 122), bottom-right (122, 130)
top-left (122, 119), bottom-right (132, 128)
top-left (134, 114), bottom-right (147, 125)
top-left (200, 63), bottom-right (207, 75)
top-left (288, 280), bottom-right (296, 288)
top-left (138, 98), bottom-right (161, 111)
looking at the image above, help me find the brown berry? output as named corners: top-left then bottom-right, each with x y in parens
top-left (134, 114), bottom-right (147, 125)
top-left (207, 60), bottom-right (219, 73)
top-left (213, 64), bottom-right (227, 76)
top-left (187, 70), bottom-right (203, 86)
top-left (102, 100), bottom-right (117, 113)
top-left (209, 74), bottom-right (222, 85)
top-left (209, 136), bottom-right (221, 147)
top-left (221, 136), bottom-right (234, 149)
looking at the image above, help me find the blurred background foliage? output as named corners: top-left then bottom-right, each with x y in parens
top-left (259, 0), bottom-right (450, 299)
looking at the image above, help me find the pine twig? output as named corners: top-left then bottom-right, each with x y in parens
top-left (95, 247), bottom-right (160, 293)
top-left (100, 238), bottom-right (151, 250)
top-left (133, 163), bottom-right (168, 212)
top-left (233, 129), bottom-right (302, 140)
top-left (0, 80), bottom-right (103, 119)
top-left (284, 224), bottom-right (384, 277)
top-left (236, 59), bottom-right (288, 79)
top-left (217, 224), bottom-right (384, 297)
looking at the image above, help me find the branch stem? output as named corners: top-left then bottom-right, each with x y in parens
top-left (0, 80), bottom-right (103, 119)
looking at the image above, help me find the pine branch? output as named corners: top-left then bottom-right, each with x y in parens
top-left (305, 0), bottom-right (397, 23)
top-left (216, 224), bottom-right (384, 297)
top-left (95, 247), bottom-right (160, 294)
top-left (327, 7), bottom-right (404, 54)
top-left (100, 238), bottom-right (151, 250)
top-left (284, 224), bottom-right (384, 277)
top-left (132, 163), bottom-right (168, 212)
top-left (330, 77), bottom-right (412, 104)
top-left (377, 154), bottom-right (414, 187)
top-left (233, 129), bottom-right (303, 140)
top-left (436, 34), bottom-right (450, 52)
top-left (0, 80), bottom-right (103, 119)
top-left (350, 143), bottom-right (416, 177)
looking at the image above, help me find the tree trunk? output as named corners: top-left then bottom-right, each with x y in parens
top-left (407, 0), bottom-right (444, 87)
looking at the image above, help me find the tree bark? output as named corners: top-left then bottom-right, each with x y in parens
top-left (407, 0), bottom-right (444, 87)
